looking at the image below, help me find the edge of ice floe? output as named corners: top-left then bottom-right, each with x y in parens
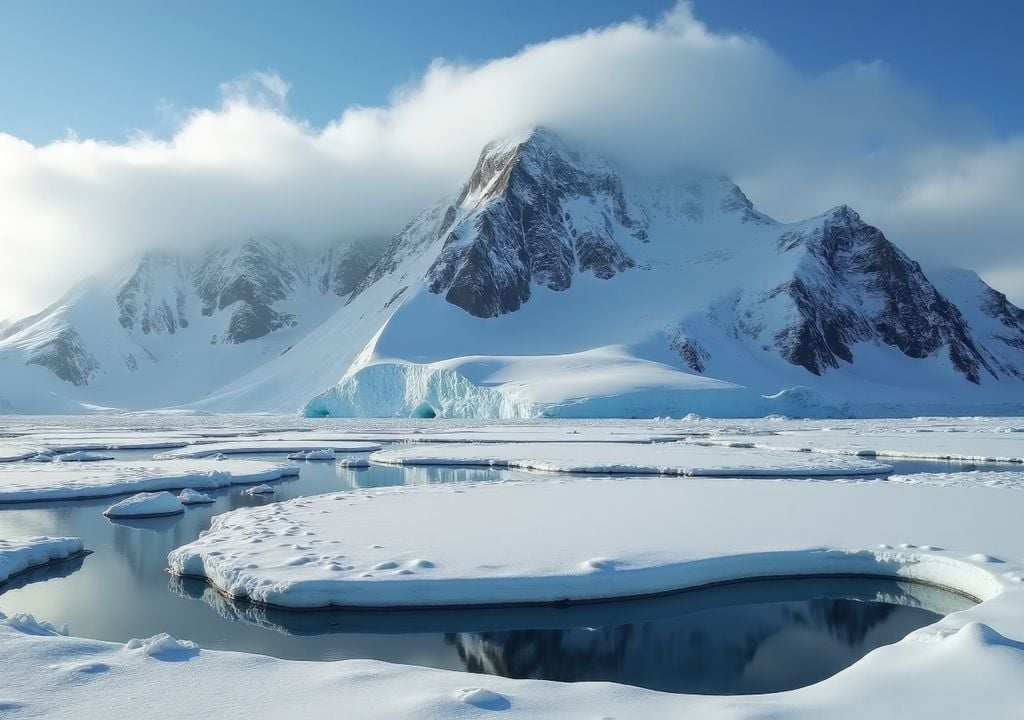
top-left (0, 537), bottom-right (89, 586)
top-left (367, 451), bottom-right (893, 478)
top-left (168, 545), bottom-right (1005, 611)
top-left (702, 437), bottom-right (1024, 464)
top-left (0, 462), bottom-right (300, 505)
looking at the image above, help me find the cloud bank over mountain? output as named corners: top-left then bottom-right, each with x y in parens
top-left (1, 2), bottom-right (1020, 318)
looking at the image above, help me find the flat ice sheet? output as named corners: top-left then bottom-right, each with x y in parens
top-left (154, 440), bottom-right (382, 459)
top-left (168, 476), bottom-right (1020, 608)
top-left (0, 459), bottom-right (298, 503)
top-left (0, 445), bottom-right (41, 462)
top-left (368, 441), bottom-right (892, 477)
top-left (707, 429), bottom-right (1024, 462)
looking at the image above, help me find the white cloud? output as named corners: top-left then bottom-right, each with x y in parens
top-left (0, 2), bottom-right (1021, 319)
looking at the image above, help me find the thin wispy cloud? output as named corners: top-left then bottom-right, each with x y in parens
top-left (1, 2), bottom-right (1020, 318)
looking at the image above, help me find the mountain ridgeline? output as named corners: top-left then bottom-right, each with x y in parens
top-left (2, 128), bottom-right (1022, 417)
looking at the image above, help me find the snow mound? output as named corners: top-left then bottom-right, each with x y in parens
top-left (1, 613), bottom-right (68, 637)
top-left (287, 449), bottom-right (335, 461)
top-left (104, 492), bottom-right (184, 519)
top-left (368, 441), bottom-right (891, 477)
top-left (52, 451), bottom-right (114, 462)
top-left (178, 488), bottom-right (215, 505)
top-left (0, 536), bottom-right (85, 584)
top-left (452, 687), bottom-right (510, 710)
top-left (337, 457), bottom-right (370, 468)
top-left (124, 634), bottom-right (199, 660)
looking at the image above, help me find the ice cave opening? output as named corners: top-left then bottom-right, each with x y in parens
top-left (411, 401), bottom-right (438, 419)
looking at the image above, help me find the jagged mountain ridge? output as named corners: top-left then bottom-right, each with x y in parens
top-left (0, 237), bottom-right (382, 410)
top-left (2, 127), bottom-right (1023, 416)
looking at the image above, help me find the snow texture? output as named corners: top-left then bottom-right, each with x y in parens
top-left (0, 459), bottom-right (298, 503)
top-left (103, 491), bottom-right (184, 518)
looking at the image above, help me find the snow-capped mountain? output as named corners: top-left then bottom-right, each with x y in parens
top-left (2, 127), bottom-right (1023, 417)
top-left (0, 238), bottom-right (381, 412)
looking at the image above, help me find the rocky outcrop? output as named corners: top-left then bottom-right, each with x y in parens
top-left (427, 128), bottom-right (645, 317)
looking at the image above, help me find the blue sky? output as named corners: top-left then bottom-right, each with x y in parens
top-left (1, 0), bottom-right (1020, 144)
top-left (0, 1), bottom-right (1022, 316)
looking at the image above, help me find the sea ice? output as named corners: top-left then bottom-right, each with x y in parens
top-left (0, 459), bottom-right (298, 503)
top-left (368, 441), bottom-right (891, 477)
top-left (0, 536), bottom-right (84, 584)
top-left (104, 492), bottom-right (185, 519)
top-left (286, 449), bottom-right (336, 461)
top-left (178, 488), bottom-right (215, 505)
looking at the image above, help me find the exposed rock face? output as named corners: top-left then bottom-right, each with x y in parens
top-left (25, 327), bottom-right (98, 386)
top-left (764, 206), bottom-right (994, 382)
top-left (116, 255), bottom-right (191, 335)
top-left (427, 128), bottom-right (644, 317)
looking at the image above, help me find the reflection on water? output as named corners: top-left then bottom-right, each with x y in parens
top-left (0, 452), bottom-right (977, 694)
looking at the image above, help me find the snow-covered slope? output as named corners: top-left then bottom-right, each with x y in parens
top-left (0, 238), bottom-right (382, 412)
top-left (3, 128), bottom-right (1023, 417)
top-left (298, 128), bottom-right (1024, 418)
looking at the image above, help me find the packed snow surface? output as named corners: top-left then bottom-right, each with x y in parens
top-left (0, 536), bottom-right (84, 584)
top-left (103, 491), bottom-right (184, 518)
top-left (368, 441), bottom-right (892, 477)
top-left (0, 459), bottom-right (298, 503)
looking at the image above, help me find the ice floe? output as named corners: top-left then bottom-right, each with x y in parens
top-left (167, 476), bottom-right (1021, 608)
top-left (368, 441), bottom-right (892, 477)
top-left (0, 536), bottom-right (84, 584)
top-left (705, 429), bottom-right (1024, 463)
top-left (0, 459), bottom-right (298, 503)
top-left (154, 440), bottom-right (382, 459)
top-left (51, 451), bottom-right (114, 463)
top-left (245, 484), bottom-right (276, 495)
top-left (286, 449), bottom-right (336, 461)
top-left (104, 492), bottom-right (185, 519)
top-left (178, 488), bottom-right (215, 505)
